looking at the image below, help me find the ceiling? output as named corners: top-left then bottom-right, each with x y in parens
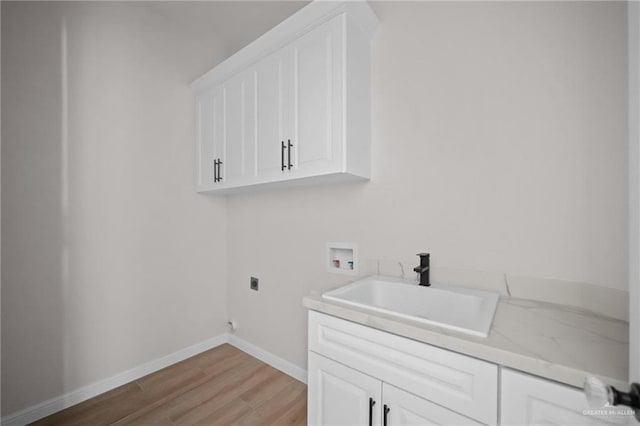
top-left (150, 1), bottom-right (309, 59)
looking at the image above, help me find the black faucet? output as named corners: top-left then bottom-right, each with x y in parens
top-left (413, 253), bottom-right (430, 286)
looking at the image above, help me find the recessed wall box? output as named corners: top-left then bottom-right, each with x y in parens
top-left (327, 242), bottom-right (358, 276)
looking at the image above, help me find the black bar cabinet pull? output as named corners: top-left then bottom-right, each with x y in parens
top-left (217, 159), bottom-right (222, 182)
top-left (287, 139), bottom-right (293, 170)
top-left (384, 404), bottom-right (390, 426)
top-left (281, 141), bottom-right (286, 171)
top-left (213, 159), bottom-right (219, 182)
top-left (368, 397), bottom-right (375, 426)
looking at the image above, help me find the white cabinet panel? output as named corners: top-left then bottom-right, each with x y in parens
top-left (195, 93), bottom-right (213, 188)
top-left (383, 384), bottom-right (481, 426)
top-left (308, 311), bottom-right (498, 425)
top-left (308, 352), bottom-right (382, 426)
top-left (255, 51), bottom-right (287, 178)
top-left (288, 16), bottom-right (344, 176)
top-left (501, 368), bottom-right (629, 426)
top-left (220, 71), bottom-right (255, 185)
top-left (250, 14), bottom-right (346, 182)
top-left (308, 351), bottom-right (483, 426)
top-left (195, 88), bottom-right (223, 189)
top-left (255, 15), bottom-right (344, 181)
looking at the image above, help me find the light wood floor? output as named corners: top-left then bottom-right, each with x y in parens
top-left (33, 344), bottom-right (307, 425)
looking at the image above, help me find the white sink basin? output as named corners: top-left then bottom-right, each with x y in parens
top-left (322, 276), bottom-right (499, 337)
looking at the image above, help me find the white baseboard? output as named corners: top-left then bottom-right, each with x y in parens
top-left (228, 334), bottom-right (308, 384)
top-left (1, 334), bottom-right (229, 426)
top-left (1, 334), bottom-right (308, 426)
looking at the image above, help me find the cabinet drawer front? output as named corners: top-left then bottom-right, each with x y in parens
top-left (308, 311), bottom-right (498, 425)
top-left (501, 368), bottom-right (629, 426)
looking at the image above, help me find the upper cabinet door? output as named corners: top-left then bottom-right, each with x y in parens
top-left (195, 88), bottom-right (223, 189)
top-left (220, 71), bottom-right (256, 185)
top-left (255, 50), bottom-right (288, 179)
top-left (285, 16), bottom-right (344, 177)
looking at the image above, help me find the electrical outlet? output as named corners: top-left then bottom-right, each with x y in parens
top-left (250, 277), bottom-right (259, 291)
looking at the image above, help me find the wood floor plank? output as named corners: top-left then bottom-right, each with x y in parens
top-left (136, 357), bottom-right (204, 391)
top-left (168, 362), bottom-right (278, 423)
top-left (114, 406), bottom-right (176, 426)
top-left (237, 381), bottom-right (307, 425)
top-left (171, 364), bottom-right (294, 424)
top-left (116, 356), bottom-right (267, 425)
top-left (33, 344), bottom-right (307, 426)
top-left (189, 344), bottom-right (240, 370)
top-left (32, 383), bottom-right (144, 426)
top-left (272, 388), bottom-right (307, 425)
top-left (239, 369), bottom-right (296, 408)
top-left (137, 364), bottom-right (207, 402)
top-left (114, 349), bottom-right (261, 425)
top-left (187, 397), bottom-right (253, 426)
top-left (113, 373), bottom-right (212, 426)
top-left (198, 348), bottom-right (257, 377)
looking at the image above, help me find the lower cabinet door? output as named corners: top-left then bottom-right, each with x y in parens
top-left (383, 383), bottom-right (482, 426)
top-left (308, 351), bottom-right (382, 426)
top-left (501, 368), bottom-right (629, 425)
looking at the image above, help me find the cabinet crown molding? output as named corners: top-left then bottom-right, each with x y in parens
top-left (191, 1), bottom-right (378, 92)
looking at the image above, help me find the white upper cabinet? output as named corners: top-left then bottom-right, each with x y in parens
top-left (287, 16), bottom-right (344, 177)
top-left (195, 87), bottom-right (223, 189)
top-left (255, 50), bottom-right (287, 179)
top-left (195, 72), bottom-right (256, 190)
top-left (191, 1), bottom-right (378, 194)
top-left (219, 70), bottom-right (256, 186)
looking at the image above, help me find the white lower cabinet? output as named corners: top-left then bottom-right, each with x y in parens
top-left (308, 311), bottom-right (628, 426)
top-left (308, 352), bottom-right (480, 426)
top-left (501, 369), bottom-right (629, 426)
top-left (308, 351), bottom-right (382, 426)
top-left (308, 311), bottom-right (497, 425)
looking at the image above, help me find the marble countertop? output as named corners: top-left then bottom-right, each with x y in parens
top-left (303, 292), bottom-right (629, 390)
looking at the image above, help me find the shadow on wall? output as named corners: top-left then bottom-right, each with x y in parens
top-left (1, 1), bottom-right (240, 417)
top-left (1, 2), bottom-right (67, 416)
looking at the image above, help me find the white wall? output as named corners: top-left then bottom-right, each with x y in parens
top-left (629, 0), bottom-right (640, 383)
top-left (227, 1), bottom-right (628, 371)
top-left (1, 2), bottom-right (230, 416)
top-left (1, 0), bottom-right (630, 417)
